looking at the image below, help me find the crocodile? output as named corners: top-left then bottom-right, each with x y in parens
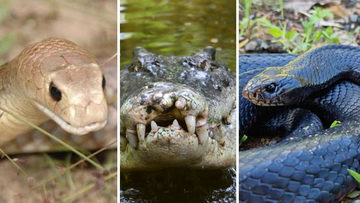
top-left (120, 46), bottom-right (236, 171)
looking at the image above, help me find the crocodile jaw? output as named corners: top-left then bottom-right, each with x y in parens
top-left (120, 82), bottom-right (236, 171)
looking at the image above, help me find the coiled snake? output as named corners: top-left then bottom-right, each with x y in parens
top-left (239, 45), bottom-right (360, 203)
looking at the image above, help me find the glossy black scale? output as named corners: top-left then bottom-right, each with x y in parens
top-left (239, 50), bottom-right (360, 203)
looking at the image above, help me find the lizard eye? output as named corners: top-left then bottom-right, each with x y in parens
top-left (265, 83), bottom-right (276, 93)
top-left (50, 82), bottom-right (62, 102)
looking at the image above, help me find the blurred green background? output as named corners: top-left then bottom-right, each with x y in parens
top-left (120, 0), bottom-right (236, 72)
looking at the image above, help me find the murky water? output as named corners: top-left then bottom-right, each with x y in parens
top-left (120, 0), bottom-right (236, 72)
top-left (120, 169), bottom-right (236, 203)
top-left (120, 0), bottom-right (236, 202)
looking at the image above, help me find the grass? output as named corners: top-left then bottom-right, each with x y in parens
top-left (0, 107), bottom-right (105, 170)
top-left (239, 0), bottom-right (252, 39)
top-left (0, 102), bottom-right (116, 203)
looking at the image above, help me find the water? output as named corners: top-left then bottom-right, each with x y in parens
top-left (120, 168), bottom-right (236, 203)
top-left (120, 0), bottom-right (236, 202)
top-left (120, 0), bottom-right (236, 72)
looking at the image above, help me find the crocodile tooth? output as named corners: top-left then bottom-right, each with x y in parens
top-left (185, 115), bottom-right (196, 134)
top-left (172, 119), bottom-right (181, 130)
top-left (209, 130), bottom-right (214, 138)
top-left (136, 123), bottom-right (146, 141)
top-left (213, 133), bottom-right (225, 146)
top-left (151, 121), bottom-right (159, 133)
top-left (120, 136), bottom-right (128, 151)
top-left (196, 125), bottom-right (208, 145)
top-left (126, 129), bottom-right (138, 149)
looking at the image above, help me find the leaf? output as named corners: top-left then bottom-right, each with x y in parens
top-left (322, 9), bottom-right (334, 19)
top-left (304, 26), bottom-right (313, 42)
top-left (325, 26), bottom-right (333, 36)
top-left (302, 21), bottom-right (311, 29)
top-left (240, 135), bottom-right (247, 145)
top-left (348, 169), bottom-right (360, 183)
top-left (290, 32), bottom-right (298, 42)
top-left (322, 30), bottom-right (334, 44)
top-left (347, 190), bottom-right (360, 199)
top-left (313, 30), bottom-right (322, 42)
top-left (268, 28), bottom-right (283, 38)
top-left (240, 18), bottom-right (249, 31)
top-left (285, 30), bottom-right (296, 40)
top-left (299, 42), bottom-right (309, 52)
top-left (309, 15), bottom-right (322, 24)
top-left (254, 17), bottom-right (279, 29)
top-left (330, 120), bottom-right (341, 128)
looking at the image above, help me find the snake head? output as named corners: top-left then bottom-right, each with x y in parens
top-left (242, 67), bottom-right (304, 106)
top-left (38, 62), bottom-right (108, 135)
top-left (20, 39), bottom-right (110, 135)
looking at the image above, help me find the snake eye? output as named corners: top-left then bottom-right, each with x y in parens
top-left (102, 76), bottom-right (106, 89)
top-left (50, 82), bottom-right (62, 102)
top-left (265, 83), bottom-right (276, 93)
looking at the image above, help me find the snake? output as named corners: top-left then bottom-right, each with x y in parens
top-left (0, 38), bottom-right (114, 152)
top-left (239, 46), bottom-right (360, 203)
top-left (243, 45), bottom-right (360, 106)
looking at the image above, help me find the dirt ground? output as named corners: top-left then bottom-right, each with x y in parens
top-left (0, 152), bottom-right (117, 203)
top-left (0, 0), bottom-right (117, 202)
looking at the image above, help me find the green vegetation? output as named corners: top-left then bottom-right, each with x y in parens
top-left (240, 135), bottom-right (247, 145)
top-left (239, 0), bottom-right (252, 38)
top-left (239, 0), bottom-right (347, 53)
top-left (266, 7), bottom-right (340, 53)
top-left (330, 120), bottom-right (342, 128)
top-left (348, 169), bottom-right (360, 183)
top-left (0, 1), bottom-right (16, 64)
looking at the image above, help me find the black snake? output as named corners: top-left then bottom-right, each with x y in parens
top-left (239, 45), bottom-right (360, 203)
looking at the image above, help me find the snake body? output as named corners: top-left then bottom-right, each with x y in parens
top-left (239, 50), bottom-right (360, 203)
top-left (0, 38), bottom-right (109, 148)
top-left (243, 45), bottom-right (360, 106)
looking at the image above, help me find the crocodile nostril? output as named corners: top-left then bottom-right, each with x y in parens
top-left (146, 106), bottom-right (153, 114)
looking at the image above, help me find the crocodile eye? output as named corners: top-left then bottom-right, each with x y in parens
top-left (102, 76), bottom-right (106, 89)
top-left (265, 83), bottom-right (276, 93)
top-left (50, 82), bottom-right (62, 102)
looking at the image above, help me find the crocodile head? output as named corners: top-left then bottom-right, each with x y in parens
top-left (120, 46), bottom-right (236, 171)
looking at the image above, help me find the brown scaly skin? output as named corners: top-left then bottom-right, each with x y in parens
top-left (120, 46), bottom-right (236, 171)
top-left (1, 62), bottom-right (117, 154)
top-left (0, 38), bottom-right (108, 146)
